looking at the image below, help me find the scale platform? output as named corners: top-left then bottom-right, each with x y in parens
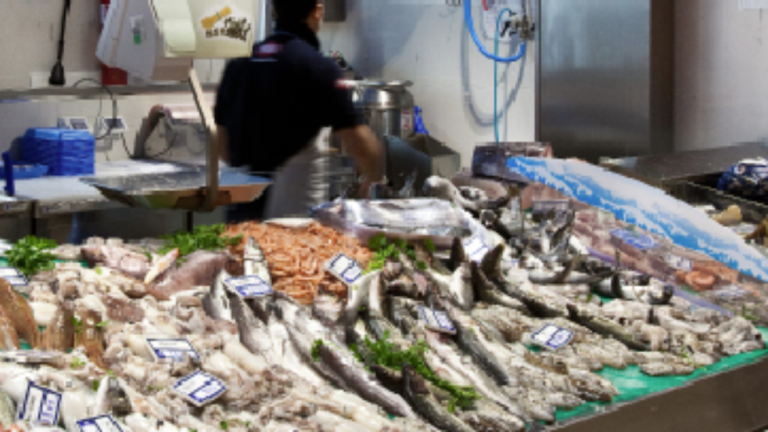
top-left (81, 169), bottom-right (271, 211)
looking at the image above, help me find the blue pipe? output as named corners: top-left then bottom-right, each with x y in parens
top-left (465, 0), bottom-right (526, 63)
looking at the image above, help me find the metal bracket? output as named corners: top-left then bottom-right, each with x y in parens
top-left (446, 0), bottom-right (462, 6)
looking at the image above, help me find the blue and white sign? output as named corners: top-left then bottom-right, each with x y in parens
top-left (17, 382), bottom-right (62, 426)
top-left (77, 415), bottom-right (124, 432)
top-left (506, 157), bottom-right (768, 283)
top-left (610, 229), bottom-right (657, 251)
top-left (145, 338), bottom-right (200, 362)
top-left (463, 236), bottom-right (490, 263)
top-left (418, 306), bottom-right (456, 334)
top-left (173, 371), bottom-right (227, 407)
top-left (325, 254), bottom-right (364, 286)
top-left (710, 285), bottom-right (749, 301)
top-left (0, 267), bottom-right (27, 287)
top-left (224, 275), bottom-right (274, 299)
top-left (531, 324), bottom-right (574, 351)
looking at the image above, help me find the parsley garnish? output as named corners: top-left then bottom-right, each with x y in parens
top-left (70, 357), bottom-right (85, 370)
top-left (349, 331), bottom-right (481, 413)
top-left (220, 420), bottom-right (229, 431)
top-left (311, 339), bottom-right (324, 362)
top-left (160, 224), bottom-right (243, 259)
top-left (6, 236), bottom-right (58, 277)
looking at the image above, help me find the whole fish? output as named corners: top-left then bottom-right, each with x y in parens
top-left (470, 263), bottom-right (529, 314)
top-left (481, 246), bottom-right (567, 318)
top-left (566, 304), bottom-right (650, 351)
top-left (81, 245), bottom-right (151, 280)
top-left (243, 237), bottom-right (271, 285)
top-left (527, 254), bottom-right (584, 285)
top-left (230, 294), bottom-right (273, 363)
top-left (0, 280), bottom-right (40, 348)
top-left (75, 310), bottom-right (107, 369)
top-left (338, 271), bottom-right (379, 343)
top-left (429, 293), bottom-right (512, 387)
top-left (202, 270), bottom-right (234, 323)
top-left (400, 364), bottom-right (475, 432)
top-left (144, 248), bottom-right (179, 284)
top-left (0, 311), bottom-right (19, 350)
top-left (149, 251), bottom-right (235, 301)
top-left (42, 302), bottom-right (74, 352)
top-left (595, 274), bottom-right (674, 305)
top-left (0, 390), bottom-right (15, 429)
top-left (289, 304), bottom-right (416, 419)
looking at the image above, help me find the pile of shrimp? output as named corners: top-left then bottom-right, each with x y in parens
top-left (225, 222), bottom-right (371, 304)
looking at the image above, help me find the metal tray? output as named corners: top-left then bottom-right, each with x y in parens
top-left (81, 170), bottom-right (271, 211)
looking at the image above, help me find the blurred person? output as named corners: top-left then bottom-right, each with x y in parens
top-left (215, 0), bottom-right (383, 221)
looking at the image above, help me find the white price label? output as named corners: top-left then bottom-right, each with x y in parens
top-left (0, 267), bottom-right (26, 287)
top-left (463, 237), bottom-right (490, 263)
top-left (532, 200), bottom-right (570, 214)
top-left (666, 254), bottom-right (693, 272)
top-left (325, 254), bottom-right (364, 286)
top-left (78, 415), bottom-right (124, 432)
top-left (146, 338), bottom-right (200, 363)
top-left (417, 306), bottom-right (456, 334)
top-left (224, 275), bottom-right (274, 299)
top-left (0, 350), bottom-right (62, 365)
top-left (173, 371), bottom-right (227, 407)
top-left (531, 324), bottom-right (574, 351)
top-left (17, 382), bottom-right (62, 426)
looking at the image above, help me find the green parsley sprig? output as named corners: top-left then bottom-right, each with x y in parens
top-left (365, 234), bottom-right (429, 274)
top-left (6, 236), bottom-right (58, 277)
top-left (159, 224), bottom-right (243, 259)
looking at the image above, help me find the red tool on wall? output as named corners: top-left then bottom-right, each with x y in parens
top-left (99, 0), bottom-right (127, 85)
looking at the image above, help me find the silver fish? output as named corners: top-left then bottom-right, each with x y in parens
top-left (243, 237), bottom-right (271, 285)
top-left (566, 304), bottom-right (650, 351)
top-left (400, 364), bottom-right (475, 432)
top-left (230, 294), bottom-right (273, 363)
top-left (470, 263), bottom-right (529, 314)
top-left (202, 270), bottom-right (234, 323)
top-left (312, 291), bottom-right (344, 327)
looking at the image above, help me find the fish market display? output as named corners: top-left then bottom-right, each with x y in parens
top-left (0, 160), bottom-right (766, 431)
top-left (225, 221), bottom-right (371, 304)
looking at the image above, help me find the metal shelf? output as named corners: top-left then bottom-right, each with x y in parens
top-left (0, 83), bottom-right (219, 101)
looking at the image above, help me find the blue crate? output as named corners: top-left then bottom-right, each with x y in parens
top-left (23, 128), bottom-right (95, 176)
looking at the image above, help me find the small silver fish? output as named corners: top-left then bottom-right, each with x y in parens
top-left (244, 237), bottom-right (272, 285)
top-left (202, 270), bottom-right (234, 323)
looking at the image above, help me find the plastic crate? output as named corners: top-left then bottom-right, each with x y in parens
top-left (23, 128), bottom-right (95, 176)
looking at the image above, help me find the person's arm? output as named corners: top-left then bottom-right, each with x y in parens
top-left (217, 126), bottom-right (231, 165)
top-left (335, 125), bottom-right (384, 186)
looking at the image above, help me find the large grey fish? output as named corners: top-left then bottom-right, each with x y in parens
top-left (480, 247), bottom-right (567, 318)
top-left (230, 294), bottom-right (273, 362)
top-left (429, 292), bottom-right (512, 387)
top-left (470, 263), bottom-right (529, 314)
top-left (400, 364), bottom-right (475, 432)
top-left (243, 237), bottom-right (271, 285)
top-left (202, 270), bottom-right (234, 323)
top-left (283, 323), bottom-right (351, 392)
top-left (281, 298), bottom-right (417, 419)
top-left (566, 304), bottom-right (650, 351)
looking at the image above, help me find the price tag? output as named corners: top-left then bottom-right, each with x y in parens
top-left (463, 237), bottom-right (490, 263)
top-left (711, 285), bottom-right (748, 301)
top-left (610, 229), bottom-right (657, 251)
top-left (325, 254), bottom-right (364, 286)
top-left (0, 267), bottom-right (27, 287)
top-left (77, 415), bottom-right (124, 432)
top-left (417, 306), bottom-right (456, 335)
top-left (0, 350), bottom-right (62, 365)
top-left (531, 324), bottom-right (574, 351)
top-left (145, 338), bottom-right (200, 363)
top-left (224, 276), bottom-right (274, 299)
top-left (665, 254), bottom-right (693, 272)
top-left (173, 371), bottom-right (227, 407)
top-left (17, 382), bottom-right (62, 426)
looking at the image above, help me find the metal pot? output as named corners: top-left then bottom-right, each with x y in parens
top-left (351, 80), bottom-right (415, 141)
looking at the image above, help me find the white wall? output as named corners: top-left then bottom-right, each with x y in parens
top-left (675, 0), bottom-right (768, 151)
top-left (319, 0), bottom-right (537, 166)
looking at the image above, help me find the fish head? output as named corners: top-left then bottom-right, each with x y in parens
top-left (401, 363), bottom-right (429, 395)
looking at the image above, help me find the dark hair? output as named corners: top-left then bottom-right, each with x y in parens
top-left (273, 0), bottom-right (321, 22)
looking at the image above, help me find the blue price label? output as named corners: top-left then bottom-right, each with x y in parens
top-left (145, 338), bottom-right (200, 363)
top-left (531, 324), bottom-right (574, 351)
top-left (418, 306), bottom-right (456, 334)
top-left (18, 382), bottom-right (62, 426)
top-left (325, 254), bottom-right (364, 286)
top-left (224, 275), bottom-right (274, 299)
top-left (77, 415), bottom-right (124, 432)
top-left (173, 371), bottom-right (227, 407)
top-left (611, 229), bottom-right (657, 250)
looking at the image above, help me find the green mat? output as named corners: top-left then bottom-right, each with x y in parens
top-left (555, 327), bottom-right (768, 422)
